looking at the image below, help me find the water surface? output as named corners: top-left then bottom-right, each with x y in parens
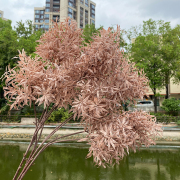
top-left (0, 141), bottom-right (180, 180)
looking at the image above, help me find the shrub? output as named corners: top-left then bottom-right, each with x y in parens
top-left (161, 97), bottom-right (180, 116)
top-left (47, 108), bottom-right (73, 123)
top-left (177, 120), bottom-right (180, 126)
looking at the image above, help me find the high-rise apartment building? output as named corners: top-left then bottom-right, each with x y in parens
top-left (0, 10), bottom-right (8, 21)
top-left (34, 0), bottom-right (96, 31)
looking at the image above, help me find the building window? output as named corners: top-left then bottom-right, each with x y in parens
top-left (85, 10), bottom-right (88, 25)
top-left (53, 5), bottom-right (59, 8)
top-left (45, 25), bottom-right (49, 29)
top-left (35, 19), bottom-right (39, 22)
top-left (68, 14), bottom-right (72, 18)
top-left (73, 11), bottom-right (76, 20)
top-left (80, 7), bottom-right (83, 16)
top-left (80, 7), bottom-right (83, 27)
top-left (35, 10), bottom-right (40, 14)
top-left (53, 5), bottom-right (60, 12)
top-left (68, 8), bottom-right (73, 18)
top-left (45, 19), bottom-right (49, 23)
top-left (91, 4), bottom-right (95, 9)
top-left (35, 25), bottom-right (39, 28)
top-left (40, 20), bottom-right (43, 23)
top-left (45, 14), bottom-right (49, 18)
top-left (91, 14), bottom-right (95, 19)
top-left (80, 0), bottom-right (84, 4)
top-left (80, 24), bottom-right (83, 29)
top-left (68, 8), bottom-right (73, 13)
top-left (68, 8), bottom-right (76, 20)
top-left (40, 25), bottom-right (44, 28)
top-left (53, 15), bottom-right (60, 21)
top-left (85, 0), bottom-right (88, 7)
top-left (68, 0), bottom-right (76, 8)
top-left (91, 9), bottom-right (95, 14)
top-left (46, 0), bottom-right (50, 2)
top-left (53, 0), bottom-right (60, 3)
top-left (35, 15), bottom-right (39, 18)
top-left (45, 9), bottom-right (50, 12)
top-left (40, 11), bottom-right (44, 14)
top-left (46, 3), bottom-right (50, 7)
top-left (91, 19), bottom-right (95, 24)
top-left (40, 15), bottom-right (44, 18)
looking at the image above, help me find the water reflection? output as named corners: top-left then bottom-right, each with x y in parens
top-left (0, 141), bottom-right (180, 180)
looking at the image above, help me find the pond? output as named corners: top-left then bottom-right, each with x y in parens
top-left (0, 141), bottom-right (180, 180)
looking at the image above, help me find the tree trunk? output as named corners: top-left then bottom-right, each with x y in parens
top-left (154, 87), bottom-right (157, 113)
top-left (0, 87), bottom-right (3, 109)
top-left (165, 83), bottom-right (169, 99)
top-left (165, 73), bottom-right (169, 99)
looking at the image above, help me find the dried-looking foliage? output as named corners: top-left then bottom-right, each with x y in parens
top-left (2, 18), bottom-right (161, 178)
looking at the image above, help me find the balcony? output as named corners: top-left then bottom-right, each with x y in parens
top-left (53, 0), bottom-right (60, 4)
top-left (80, 19), bottom-right (83, 24)
top-left (53, 8), bottom-right (60, 12)
top-left (53, 16), bottom-right (60, 22)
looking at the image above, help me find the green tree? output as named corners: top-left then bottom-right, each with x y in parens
top-left (161, 97), bottom-right (180, 116)
top-left (127, 19), bottom-right (180, 113)
top-left (48, 107), bottom-right (73, 123)
top-left (0, 18), bottom-right (18, 108)
top-left (15, 20), bottom-right (43, 56)
top-left (0, 19), bottom-right (43, 109)
top-left (162, 24), bottom-right (180, 84)
top-left (82, 24), bottom-right (103, 46)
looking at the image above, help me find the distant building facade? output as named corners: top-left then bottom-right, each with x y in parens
top-left (34, 0), bottom-right (96, 31)
top-left (0, 10), bottom-right (8, 21)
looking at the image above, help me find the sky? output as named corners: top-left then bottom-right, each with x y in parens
top-left (0, 0), bottom-right (180, 33)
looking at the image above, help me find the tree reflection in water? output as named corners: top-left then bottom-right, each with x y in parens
top-left (0, 143), bottom-right (180, 180)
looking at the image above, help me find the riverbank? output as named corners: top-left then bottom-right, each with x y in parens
top-left (0, 122), bottom-right (180, 144)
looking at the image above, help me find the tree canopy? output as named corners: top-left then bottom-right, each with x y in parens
top-left (127, 19), bottom-right (180, 112)
top-left (0, 19), bottom-right (43, 109)
top-left (0, 18), bottom-right (18, 107)
top-left (15, 20), bottom-right (43, 56)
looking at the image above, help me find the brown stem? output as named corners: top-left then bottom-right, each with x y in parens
top-left (13, 105), bottom-right (55, 180)
top-left (43, 130), bottom-right (85, 147)
top-left (12, 137), bottom-right (35, 180)
top-left (26, 115), bottom-right (73, 163)
top-left (14, 111), bottom-right (73, 180)
top-left (33, 101), bottom-right (37, 125)
top-left (18, 131), bottom-right (84, 180)
top-left (17, 139), bottom-right (80, 180)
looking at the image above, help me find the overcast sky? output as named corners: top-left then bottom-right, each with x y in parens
top-left (0, 0), bottom-right (180, 33)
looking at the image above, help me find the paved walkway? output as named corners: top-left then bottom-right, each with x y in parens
top-left (0, 122), bottom-right (180, 142)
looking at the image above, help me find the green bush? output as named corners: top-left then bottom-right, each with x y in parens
top-left (46, 108), bottom-right (73, 123)
top-left (0, 115), bottom-right (21, 123)
top-left (0, 104), bottom-right (10, 115)
top-left (177, 120), bottom-right (180, 126)
top-left (161, 97), bottom-right (180, 116)
top-left (150, 112), bottom-right (180, 123)
top-left (150, 112), bottom-right (167, 116)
